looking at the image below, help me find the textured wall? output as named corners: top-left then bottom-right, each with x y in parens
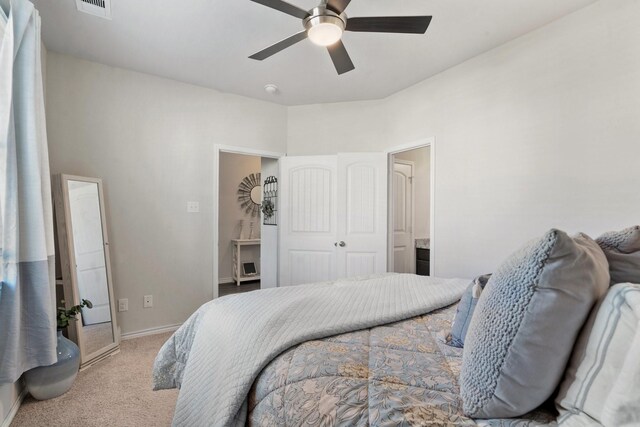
top-left (45, 53), bottom-right (287, 335)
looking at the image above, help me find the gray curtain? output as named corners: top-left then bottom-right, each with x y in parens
top-left (0, 0), bottom-right (57, 383)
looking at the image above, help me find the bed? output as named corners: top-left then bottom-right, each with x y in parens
top-left (247, 303), bottom-right (556, 427)
top-left (156, 225), bottom-right (640, 426)
top-left (153, 274), bottom-right (556, 426)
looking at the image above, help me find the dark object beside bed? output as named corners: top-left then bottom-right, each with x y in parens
top-left (416, 248), bottom-right (430, 276)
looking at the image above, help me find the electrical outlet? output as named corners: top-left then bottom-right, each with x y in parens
top-left (118, 298), bottom-right (128, 312)
top-left (187, 201), bottom-right (200, 213)
top-left (144, 295), bottom-right (153, 308)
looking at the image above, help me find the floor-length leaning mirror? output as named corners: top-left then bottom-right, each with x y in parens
top-left (53, 174), bottom-right (120, 368)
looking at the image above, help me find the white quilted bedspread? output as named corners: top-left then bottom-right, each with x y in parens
top-left (152, 273), bottom-right (468, 426)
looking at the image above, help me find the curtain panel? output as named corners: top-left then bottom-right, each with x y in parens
top-left (0, 0), bottom-right (56, 384)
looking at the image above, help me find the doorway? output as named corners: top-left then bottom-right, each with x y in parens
top-left (387, 140), bottom-right (433, 276)
top-left (278, 153), bottom-right (388, 287)
top-left (213, 145), bottom-right (284, 299)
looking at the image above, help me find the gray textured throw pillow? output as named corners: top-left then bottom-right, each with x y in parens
top-left (596, 225), bottom-right (640, 285)
top-left (446, 274), bottom-right (491, 348)
top-left (460, 230), bottom-right (610, 419)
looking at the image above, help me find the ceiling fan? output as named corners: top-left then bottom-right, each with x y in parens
top-left (248, 0), bottom-right (432, 75)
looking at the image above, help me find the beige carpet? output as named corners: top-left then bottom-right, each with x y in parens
top-left (12, 333), bottom-right (178, 426)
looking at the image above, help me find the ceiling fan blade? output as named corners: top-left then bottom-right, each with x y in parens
top-left (249, 31), bottom-right (308, 60)
top-left (346, 16), bottom-right (432, 34)
top-left (326, 0), bottom-right (352, 14)
top-left (327, 40), bottom-right (355, 75)
top-left (249, 0), bottom-right (309, 19)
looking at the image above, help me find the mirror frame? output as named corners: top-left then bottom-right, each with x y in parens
top-left (53, 174), bottom-right (120, 369)
top-left (237, 173), bottom-right (262, 217)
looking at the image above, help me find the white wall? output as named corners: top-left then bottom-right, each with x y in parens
top-left (394, 147), bottom-right (431, 239)
top-left (287, 100), bottom-right (388, 155)
top-left (218, 153), bottom-right (262, 282)
top-left (45, 53), bottom-right (287, 335)
top-left (287, 0), bottom-right (640, 278)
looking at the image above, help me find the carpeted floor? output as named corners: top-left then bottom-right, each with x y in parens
top-left (12, 333), bottom-right (178, 426)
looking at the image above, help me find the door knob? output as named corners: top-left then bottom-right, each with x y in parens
top-left (339, 241), bottom-right (346, 247)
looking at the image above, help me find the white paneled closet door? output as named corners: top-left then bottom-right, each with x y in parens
top-left (280, 153), bottom-right (387, 287)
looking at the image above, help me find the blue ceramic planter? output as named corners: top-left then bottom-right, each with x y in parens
top-left (25, 330), bottom-right (80, 400)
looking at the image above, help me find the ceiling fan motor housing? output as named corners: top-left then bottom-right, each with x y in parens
top-left (304, 6), bottom-right (346, 30)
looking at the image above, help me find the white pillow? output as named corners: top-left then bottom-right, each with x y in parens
top-left (556, 283), bottom-right (640, 426)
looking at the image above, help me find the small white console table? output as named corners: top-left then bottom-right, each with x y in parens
top-left (231, 239), bottom-right (261, 286)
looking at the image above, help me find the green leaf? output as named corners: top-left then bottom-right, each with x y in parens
top-left (56, 301), bottom-right (93, 328)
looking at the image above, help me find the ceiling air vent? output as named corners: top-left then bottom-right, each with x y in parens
top-left (75, 0), bottom-right (112, 20)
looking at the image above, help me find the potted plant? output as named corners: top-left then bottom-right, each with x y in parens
top-left (25, 299), bottom-right (92, 400)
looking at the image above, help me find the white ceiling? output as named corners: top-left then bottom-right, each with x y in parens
top-left (33, 0), bottom-right (597, 105)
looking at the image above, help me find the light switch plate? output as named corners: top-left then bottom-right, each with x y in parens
top-left (187, 201), bottom-right (200, 213)
top-left (144, 295), bottom-right (153, 308)
top-left (118, 298), bottom-right (128, 312)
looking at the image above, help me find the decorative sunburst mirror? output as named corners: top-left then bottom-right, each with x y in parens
top-left (237, 173), bottom-right (262, 217)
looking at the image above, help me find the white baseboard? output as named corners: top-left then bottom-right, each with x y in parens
top-left (218, 277), bottom-right (233, 285)
top-left (1, 387), bottom-right (27, 427)
top-left (121, 323), bottom-right (182, 341)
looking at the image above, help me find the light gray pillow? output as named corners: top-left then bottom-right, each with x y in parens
top-left (460, 230), bottom-right (610, 419)
top-left (446, 274), bottom-right (491, 348)
top-left (596, 225), bottom-right (640, 285)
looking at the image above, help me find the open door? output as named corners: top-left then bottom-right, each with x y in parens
top-left (392, 160), bottom-right (414, 273)
top-left (279, 153), bottom-right (387, 286)
top-left (260, 157), bottom-right (279, 289)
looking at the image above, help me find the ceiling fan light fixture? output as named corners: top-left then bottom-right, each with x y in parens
top-left (308, 22), bottom-right (343, 46)
top-left (304, 11), bottom-right (345, 47)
